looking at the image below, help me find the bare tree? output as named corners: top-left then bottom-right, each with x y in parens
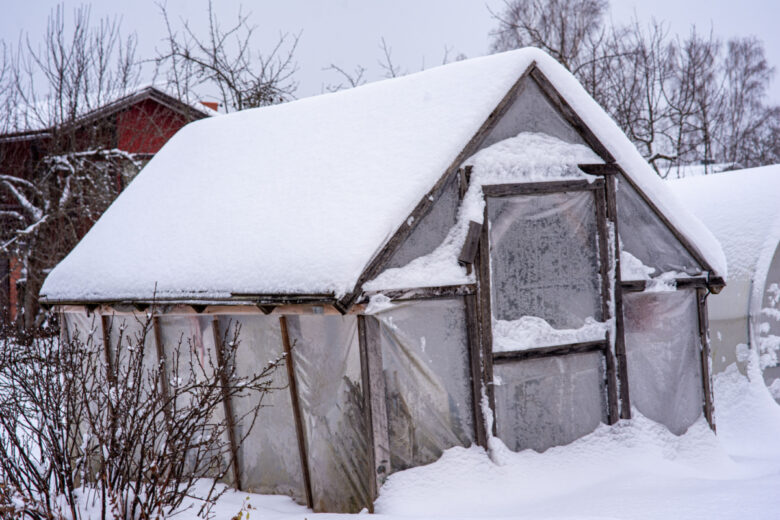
top-left (156, 0), bottom-right (299, 112)
top-left (0, 314), bottom-right (280, 520)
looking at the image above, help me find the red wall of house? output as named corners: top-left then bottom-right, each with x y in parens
top-left (117, 99), bottom-right (190, 154)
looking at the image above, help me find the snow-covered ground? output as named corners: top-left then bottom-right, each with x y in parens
top-left (192, 361), bottom-right (780, 520)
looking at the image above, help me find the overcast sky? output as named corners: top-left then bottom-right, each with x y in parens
top-left (2, 0), bottom-right (779, 103)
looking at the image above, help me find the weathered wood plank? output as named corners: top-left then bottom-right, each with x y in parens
top-left (482, 178), bottom-right (599, 197)
top-left (492, 340), bottom-right (607, 364)
top-left (357, 315), bottom-right (391, 509)
top-left (476, 208), bottom-right (495, 434)
top-left (279, 316), bottom-right (314, 509)
top-left (211, 316), bottom-right (242, 490)
top-left (458, 221), bottom-right (483, 267)
top-left (578, 163), bottom-right (621, 176)
top-left (697, 288), bottom-right (716, 431)
top-left (606, 176), bottom-right (632, 420)
top-left (464, 294), bottom-right (487, 448)
top-left (360, 284), bottom-right (476, 303)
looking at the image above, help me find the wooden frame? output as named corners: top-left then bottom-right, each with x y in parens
top-left (479, 178), bottom-right (620, 431)
top-left (211, 316), bottom-right (243, 490)
top-left (279, 316), bottom-right (314, 508)
top-left (696, 288), bottom-right (716, 430)
top-left (357, 315), bottom-right (391, 511)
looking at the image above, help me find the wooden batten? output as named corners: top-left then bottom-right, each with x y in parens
top-left (357, 315), bottom-right (391, 510)
top-left (476, 208), bottom-right (496, 432)
top-left (482, 178), bottom-right (600, 197)
top-left (361, 284), bottom-right (476, 303)
top-left (212, 316), bottom-right (243, 491)
top-left (578, 163), bottom-right (620, 176)
top-left (279, 316), bottom-right (314, 509)
top-left (465, 294), bottom-right (488, 448)
top-left (458, 221), bottom-right (483, 268)
top-left (697, 288), bottom-right (716, 431)
top-left (492, 340), bottom-right (606, 364)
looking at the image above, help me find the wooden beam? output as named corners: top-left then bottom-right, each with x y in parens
top-left (337, 63), bottom-right (539, 312)
top-left (360, 284), bottom-right (476, 303)
top-left (492, 340), bottom-right (606, 364)
top-left (578, 163), bottom-right (621, 176)
top-left (529, 68), bottom-right (615, 163)
top-left (607, 176), bottom-right (631, 420)
top-left (458, 221), bottom-right (482, 267)
top-left (100, 314), bottom-right (116, 385)
top-left (697, 288), bottom-right (716, 431)
top-left (476, 208), bottom-right (495, 434)
top-left (464, 294), bottom-right (487, 449)
top-left (357, 315), bottom-right (391, 510)
top-left (211, 316), bottom-right (242, 490)
top-left (152, 316), bottom-right (172, 421)
top-left (279, 316), bottom-right (314, 509)
top-left (594, 183), bottom-right (619, 424)
top-left (482, 178), bottom-right (599, 198)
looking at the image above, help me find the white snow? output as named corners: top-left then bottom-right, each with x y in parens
top-left (492, 315), bottom-right (609, 352)
top-left (41, 48), bottom-right (726, 302)
top-left (620, 250), bottom-right (656, 280)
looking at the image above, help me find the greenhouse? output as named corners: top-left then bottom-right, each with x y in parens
top-left (41, 47), bottom-right (726, 513)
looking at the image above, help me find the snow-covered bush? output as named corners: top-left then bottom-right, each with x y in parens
top-left (0, 314), bottom-right (280, 519)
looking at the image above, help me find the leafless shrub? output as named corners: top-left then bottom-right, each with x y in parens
top-left (0, 313), bottom-right (280, 519)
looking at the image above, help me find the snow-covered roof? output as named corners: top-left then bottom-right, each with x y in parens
top-left (40, 48), bottom-right (725, 304)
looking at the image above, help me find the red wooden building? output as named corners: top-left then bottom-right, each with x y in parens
top-left (0, 86), bottom-right (214, 325)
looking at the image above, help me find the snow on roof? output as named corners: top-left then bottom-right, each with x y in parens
top-left (40, 48), bottom-right (725, 303)
top-left (669, 165), bottom-right (780, 283)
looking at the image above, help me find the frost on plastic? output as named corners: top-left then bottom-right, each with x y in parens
top-left (494, 351), bottom-right (607, 452)
top-left (214, 315), bottom-right (305, 502)
top-left (375, 298), bottom-right (474, 471)
top-left (616, 177), bottom-right (703, 277)
top-left (623, 291), bottom-right (704, 434)
top-left (285, 315), bottom-right (371, 513)
top-left (488, 190), bottom-right (602, 328)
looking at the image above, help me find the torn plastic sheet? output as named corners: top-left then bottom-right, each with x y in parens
top-left (285, 315), bottom-right (371, 513)
top-left (623, 290), bottom-right (704, 435)
top-left (494, 351), bottom-right (607, 452)
top-left (217, 315), bottom-right (305, 501)
top-left (375, 298), bottom-right (475, 471)
top-left (488, 190), bottom-right (602, 328)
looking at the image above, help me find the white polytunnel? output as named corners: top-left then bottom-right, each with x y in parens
top-left (44, 47), bottom-right (726, 513)
top-left (669, 164), bottom-right (780, 401)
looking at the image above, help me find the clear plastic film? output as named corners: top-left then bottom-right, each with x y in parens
top-left (375, 298), bottom-right (474, 471)
top-left (494, 351), bottom-right (607, 452)
top-left (488, 191), bottom-right (602, 328)
top-left (623, 290), bottom-right (704, 434)
top-left (63, 311), bottom-right (104, 348)
top-left (219, 315), bottom-right (305, 501)
top-left (105, 313), bottom-right (158, 380)
top-left (285, 315), bottom-right (371, 513)
top-left (616, 176), bottom-right (703, 277)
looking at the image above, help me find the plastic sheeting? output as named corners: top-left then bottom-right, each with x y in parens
top-left (616, 177), bottom-right (702, 277)
top-left (494, 351), bottom-right (607, 452)
top-left (488, 190), bottom-right (602, 329)
top-left (63, 311), bottom-right (103, 347)
top-left (285, 315), bottom-right (371, 513)
top-left (623, 290), bottom-right (704, 434)
top-left (105, 314), bottom-right (158, 377)
top-left (218, 315), bottom-right (305, 501)
top-left (375, 298), bottom-right (474, 471)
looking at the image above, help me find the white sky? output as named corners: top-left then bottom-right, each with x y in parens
top-left (2, 0), bottom-right (779, 103)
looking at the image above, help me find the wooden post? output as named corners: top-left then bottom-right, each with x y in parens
top-left (357, 315), bottom-right (391, 510)
top-left (697, 288), bottom-right (716, 431)
top-left (152, 316), bottom-right (172, 421)
top-left (464, 294), bottom-right (487, 448)
top-left (100, 314), bottom-right (116, 386)
top-left (476, 207), bottom-right (496, 435)
top-left (606, 176), bottom-right (631, 419)
top-left (279, 316), bottom-right (314, 509)
top-left (211, 316), bottom-right (243, 490)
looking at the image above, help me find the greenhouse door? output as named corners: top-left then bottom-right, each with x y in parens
top-left (483, 179), bottom-right (616, 452)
